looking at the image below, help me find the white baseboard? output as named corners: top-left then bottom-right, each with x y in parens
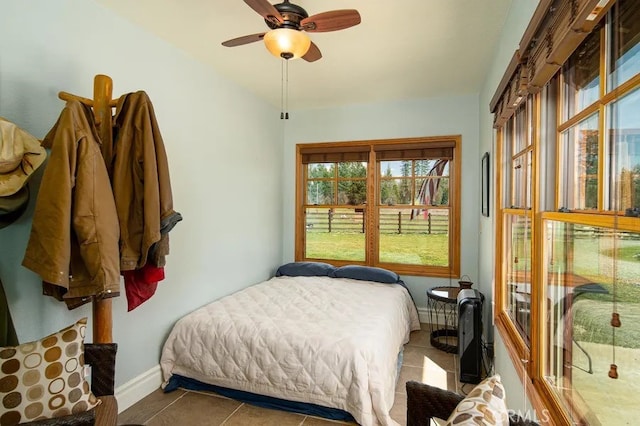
top-left (115, 364), bottom-right (163, 413)
top-left (417, 306), bottom-right (430, 324)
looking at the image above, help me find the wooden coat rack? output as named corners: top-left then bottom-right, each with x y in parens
top-left (58, 74), bottom-right (120, 343)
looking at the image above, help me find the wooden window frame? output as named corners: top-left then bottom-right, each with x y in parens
top-left (490, 1), bottom-right (640, 424)
top-left (295, 136), bottom-right (461, 278)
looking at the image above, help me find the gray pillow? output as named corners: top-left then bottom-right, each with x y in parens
top-left (331, 265), bottom-right (400, 284)
top-left (275, 262), bottom-right (337, 277)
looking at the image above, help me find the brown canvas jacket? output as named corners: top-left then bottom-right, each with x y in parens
top-left (22, 101), bottom-right (120, 308)
top-left (112, 91), bottom-right (179, 271)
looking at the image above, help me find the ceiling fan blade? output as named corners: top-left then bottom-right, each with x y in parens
top-left (302, 41), bottom-right (322, 62)
top-left (243, 0), bottom-right (283, 25)
top-left (301, 9), bottom-right (361, 33)
top-left (221, 32), bottom-right (267, 47)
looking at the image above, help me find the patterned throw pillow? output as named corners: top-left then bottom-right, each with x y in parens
top-left (444, 375), bottom-right (509, 426)
top-left (0, 318), bottom-right (100, 425)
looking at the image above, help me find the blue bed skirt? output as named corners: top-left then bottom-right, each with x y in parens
top-left (164, 374), bottom-right (355, 422)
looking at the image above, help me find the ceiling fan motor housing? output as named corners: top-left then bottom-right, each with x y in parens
top-left (265, 1), bottom-right (308, 30)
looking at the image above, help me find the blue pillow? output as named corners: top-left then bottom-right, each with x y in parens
top-left (330, 265), bottom-right (400, 284)
top-left (275, 262), bottom-right (337, 277)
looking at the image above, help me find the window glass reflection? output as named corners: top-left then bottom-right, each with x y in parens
top-left (505, 214), bottom-right (532, 342)
top-left (543, 221), bottom-right (640, 425)
top-left (563, 30), bottom-right (600, 120)
top-left (608, 88), bottom-right (640, 211)
top-left (561, 114), bottom-right (599, 210)
top-left (608, 0), bottom-right (640, 90)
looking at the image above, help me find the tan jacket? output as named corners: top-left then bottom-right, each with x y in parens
top-left (22, 101), bottom-right (120, 307)
top-left (112, 91), bottom-right (179, 271)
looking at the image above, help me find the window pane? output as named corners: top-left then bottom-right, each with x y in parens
top-left (562, 29), bottom-right (600, 121)
top-left (526, 96), bottom-right (534, 148)
top-left (379, 178), bottom-right (412, 204)
top-left (608, 88), bottom-right (640, 211)
top-left (560, 113), bottom-right (599, 210)
top-left (514, 103), bottom-right (528, 153)
top-left (504, 214), bottom-right (532, 342)
top-left (608, 0), bottom-right (640, 90)
top-left (502, 122), bottom-right (513, 209)
top-left (380, 160), bottom-right (412, 178)
top-left (415, 159), bottom-right (450, 177)
top-left (304, 207), bottom-right (365, 261)
top-left (337, 162), bottom-right (366, 178)
top-left (540, 75), bottom-right (559, 211)
top-left (415, 177), bottom-right (449, 206)
top-left (543, 221), bottom-right (640, 425)
top-left (338, 180), bottom-right (366, 205)
top-left (307, 163), bottom-right (334, 178)
top-left (378, 207), bottom-right (449, 266)
top-left (526, 150), bottom-right (533, 209)
top-left (512, 155), bottom-right (525, 208)
top-left (306, 181), bottom-right (334, 205)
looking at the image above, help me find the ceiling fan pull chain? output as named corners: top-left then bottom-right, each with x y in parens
top-left (280, 59), bottom-right (285, 119)
top-left (285, 59), bottom-right (290, 119)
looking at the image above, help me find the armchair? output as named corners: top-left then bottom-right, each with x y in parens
top-left (406, 381), bottom-right (539, 426)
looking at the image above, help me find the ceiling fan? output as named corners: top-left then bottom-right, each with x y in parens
top-left (221, 0), bottom-right (361, 62)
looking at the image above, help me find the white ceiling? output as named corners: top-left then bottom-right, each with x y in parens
top-left (96, 0), bottom-right (513, 110)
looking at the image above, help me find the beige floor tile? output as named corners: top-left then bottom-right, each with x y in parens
top-left (118, 388), bottom-right (186, 425)
top-left (145, 391), bottom-right (242, 426)
top-left (402, 345), bottom-right (430, 367)
top-left (424, 347), bottom-right (456, 372)
top-left (396, 364), bottom-right (457, 394)
top-left (221, 403), bottom-right (305, 426)
top-left (396, 365), bottom-right (423, 393)
top-left (402, 346), bottom-right (456, 373)
top-left (389, 392), bottom-right (407, 425)
top-left (407, 329), bottom-right (432, 348)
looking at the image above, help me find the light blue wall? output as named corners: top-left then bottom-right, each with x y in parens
top-left (0, 0), bottom-right (283, 386)
top-left (478, 0), bottom-right (539, 416)
top-left (0, 0), bottom-right (543, 413)
top-left (281, 96), bottom-right (482, 307)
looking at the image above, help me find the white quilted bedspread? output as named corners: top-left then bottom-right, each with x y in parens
top-left (160, 275), bottom-right (420, 426)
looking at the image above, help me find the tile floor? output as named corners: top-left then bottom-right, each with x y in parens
top-left (118, 324), bottom-right (465, 425)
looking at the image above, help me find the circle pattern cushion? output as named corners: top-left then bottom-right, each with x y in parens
top-left (0, 318), bottom-right (99, 425)
top-left (444, 375), bottom-right (509, 426)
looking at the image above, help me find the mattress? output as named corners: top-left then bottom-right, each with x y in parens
top-left (160, 275), bottom-right (421, 426)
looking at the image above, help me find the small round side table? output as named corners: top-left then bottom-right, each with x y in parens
top-left (426, 286), bottom-right (461, 353)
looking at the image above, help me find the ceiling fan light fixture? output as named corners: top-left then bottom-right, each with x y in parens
top-left (264, 28), bottom-right (311, 60)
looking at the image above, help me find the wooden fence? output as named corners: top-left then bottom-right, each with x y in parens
top-left (306, 210), bottom-right (449, 234)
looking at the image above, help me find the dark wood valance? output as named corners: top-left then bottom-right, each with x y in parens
top-left (491, 0), bottom-right (612, 128)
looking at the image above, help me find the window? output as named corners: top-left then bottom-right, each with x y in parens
top-left (493, 1), bottom-right (640, 424)
top-left (498, 96), bottom-right (535, 345)
top-left (541, 217), bottom-right (639, 425)
top-left (296, 137), bottom-right (461, 277)
top-left (559, 113), bottom-right (599, 210)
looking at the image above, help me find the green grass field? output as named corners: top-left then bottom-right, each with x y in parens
top-left (305, 232), bottom-right (449, 265)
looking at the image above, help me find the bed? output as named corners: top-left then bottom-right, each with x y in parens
top-left (160, 263), bottom-right (421, 426)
